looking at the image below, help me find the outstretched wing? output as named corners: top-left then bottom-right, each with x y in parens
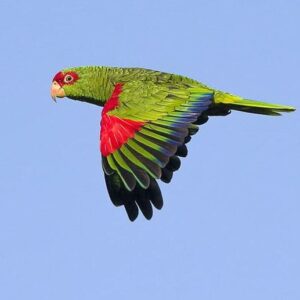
top-left (100, 80), bottom-right (213, 221)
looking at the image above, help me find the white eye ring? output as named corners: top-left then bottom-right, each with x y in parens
top-left (64, 75), bottom-right (73, 83)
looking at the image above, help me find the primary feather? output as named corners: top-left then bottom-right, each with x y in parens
top-left (51, 66), bottom-right (295, 221)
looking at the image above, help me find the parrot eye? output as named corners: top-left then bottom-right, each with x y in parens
top-left (64, 74), bottom-right (74, 83)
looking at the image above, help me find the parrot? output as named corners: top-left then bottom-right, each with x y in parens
top-left (50, 66), bottom-right (295, 221)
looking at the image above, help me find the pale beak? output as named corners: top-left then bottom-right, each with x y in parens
top-left (51, 81), bottom-right (66, 102)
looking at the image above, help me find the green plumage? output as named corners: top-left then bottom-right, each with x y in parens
top-left (52, 66), bottom-right (295, 221)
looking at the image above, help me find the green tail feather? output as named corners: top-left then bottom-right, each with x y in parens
top-left (214, 91), bottom-right (296, 116)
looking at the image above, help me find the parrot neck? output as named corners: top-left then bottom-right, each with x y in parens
top-left (96, 67), bottom-right (116, 103)
top-left (85, 66), bottom-right (116, 106)
top-left (66, 66), bottom-right (118, 107)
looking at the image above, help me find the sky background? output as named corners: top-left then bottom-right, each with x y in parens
top-left (0, 0), bottom-right (299, 299)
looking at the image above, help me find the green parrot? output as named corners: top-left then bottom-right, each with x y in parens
top-left (50, 66), bottom-right (295, 221)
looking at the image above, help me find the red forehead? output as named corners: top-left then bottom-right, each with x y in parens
top-left (52, 71), bottom-right (79, 86)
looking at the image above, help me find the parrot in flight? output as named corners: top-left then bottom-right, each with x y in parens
top-left (50, 66), bottom-right (295, 221)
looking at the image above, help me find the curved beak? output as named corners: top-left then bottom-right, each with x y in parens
top-left (51, 81), bottom-right (66, 102)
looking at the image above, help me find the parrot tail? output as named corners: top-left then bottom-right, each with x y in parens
top-left (213, 91), bottom-right (295, 116)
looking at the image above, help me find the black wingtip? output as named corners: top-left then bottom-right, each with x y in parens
top-left (176, 144), bottom-right (188, 157)
top-left (161, 168), bottom-right (173, 183)
top-left (104, 172), bottom-right (163, 221)
top-left (148, 179), bottom-right (163, 210)
top-left (124, 201), bottom-right (139, 221)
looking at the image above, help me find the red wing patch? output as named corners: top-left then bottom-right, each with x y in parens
top-left (100, 83), bottom-right (145, 157)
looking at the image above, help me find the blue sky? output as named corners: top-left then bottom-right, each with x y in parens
top-left (0, 0), bottom-right (299, 299)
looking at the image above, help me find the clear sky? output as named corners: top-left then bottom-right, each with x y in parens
top-left (0, 0), bottom-right (299, 299)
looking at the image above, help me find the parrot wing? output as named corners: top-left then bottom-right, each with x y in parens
top-left (100, 80), bottom-right (213, 220)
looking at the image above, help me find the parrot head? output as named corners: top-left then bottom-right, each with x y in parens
top-left (50, 66), bottom-right (106, 105)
